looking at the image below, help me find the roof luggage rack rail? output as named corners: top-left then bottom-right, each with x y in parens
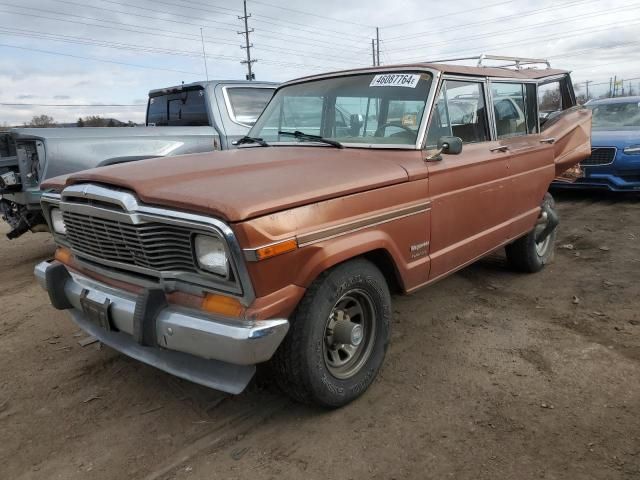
top-left (426, 54), bottom-right (551, 70)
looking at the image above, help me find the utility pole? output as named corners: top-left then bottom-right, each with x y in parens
top-left (200, 28), bottom-right (209, 81)
top-left (585, 80), bottom-right (591, 100)
top-left (609, 77), bottom-right (613, 98)
top-left (371, 39), bottom-right (376, 67)
top-left (238, 0), bottom-right (256, 80)
top-left (376, 27), bottom-right (380, 66)
top-left (613, 75), bottom-right (618, 97)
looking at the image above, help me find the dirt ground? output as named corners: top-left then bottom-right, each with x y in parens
top-left (0, 190), bottom-right (639, 480)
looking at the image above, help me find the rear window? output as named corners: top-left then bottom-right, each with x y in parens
top-left (225, 87), bottom-right (274, 126)
top-left (147, 87), bottom-right (209, 126)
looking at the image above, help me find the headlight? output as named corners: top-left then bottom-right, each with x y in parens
top-left (50, 208), bottom-right (66, 235)
top-left (623, 145), bottom-right (640, 155)
top-left (194, 234), bottom-right (228, 276)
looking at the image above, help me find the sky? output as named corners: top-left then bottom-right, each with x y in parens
top-left (1, 0), bottom-right (639, 126)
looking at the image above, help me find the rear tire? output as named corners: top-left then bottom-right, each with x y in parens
top-left (270, 258), bottom-right (391, 408)
top-left (506, 193), bottom-right (557, 273)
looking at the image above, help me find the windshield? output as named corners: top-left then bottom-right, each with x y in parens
top-left (589, 101), bottom-right (640, 129)
top-left (225, 87), bottom-right (275, 126)
top-left (249, 72), bottom-right (433, 147)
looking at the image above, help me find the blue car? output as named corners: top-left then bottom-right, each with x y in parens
top-left (554, 96), bottom-right (640, 191)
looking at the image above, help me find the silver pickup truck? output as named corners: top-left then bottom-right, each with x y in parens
top-left (0, 79), bottom-right (276, 239)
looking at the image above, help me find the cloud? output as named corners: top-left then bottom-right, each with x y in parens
top-left (1, 0), bottom-right (639, 124)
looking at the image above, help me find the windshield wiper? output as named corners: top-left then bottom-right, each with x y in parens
top-left (278, 130), bottom-right (343, 149)
top-left (234, 136), bottom-right (270, 147)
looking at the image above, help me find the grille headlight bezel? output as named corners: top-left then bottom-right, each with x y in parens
top-left (623, 145), bottom-right (640, 155)
top-left (193, 234), bottom-right (229, 277)
top-left (50, 208), bottom-right (67, 235)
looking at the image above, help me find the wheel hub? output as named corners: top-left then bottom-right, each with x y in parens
top-left (323, 290), bottom-right (377, 379)
top-left (332, 318), bottom-right (363, 346)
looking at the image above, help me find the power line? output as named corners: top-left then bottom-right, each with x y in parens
top-left (0, 30), bottom-right (347, 74)
top-left (160, 0), bottom-right (369, 43)
top-left (384, 0), bottom-right (599, 42)
top-left (383, 0), bottom-right (516, 28)
top-left (0, 42), bottom-right (200, 75)
top-left (384, 2), bottom-right (640, 54)
top-left (389, 17), bottom-right (640, 64)
top-left (0, 6), bottom-right (361, 65)
top-left (249, 0), bottom-right (373, 29)
top-left (1, 103), bottom-right (145, 107)
top-left (44, 0), bottom-right (366, 54)
top-left (0, 26), bottom-right (350, 71)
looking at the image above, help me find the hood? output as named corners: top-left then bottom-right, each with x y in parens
top-left (52, 147), bottom-right (411, 222)
top-left (592, 128), bottom-right (640, 147)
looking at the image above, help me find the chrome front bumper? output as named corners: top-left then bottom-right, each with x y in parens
top-left (34, 261), bottom-right (289, 394)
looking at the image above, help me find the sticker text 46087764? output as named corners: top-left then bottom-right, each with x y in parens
top-left (370, 73), bottom-right (421, 88)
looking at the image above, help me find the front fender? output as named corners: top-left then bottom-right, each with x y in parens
top-left (293, 229), bottom-right (409, 290)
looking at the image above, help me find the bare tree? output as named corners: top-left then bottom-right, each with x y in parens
top-left (573, 83), bottom-right (588, 105)
top-left (28, 115), bottom-right (56, 128)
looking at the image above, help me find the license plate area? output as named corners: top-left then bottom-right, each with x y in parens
top-left (79, 289), bottom-right (112, 331)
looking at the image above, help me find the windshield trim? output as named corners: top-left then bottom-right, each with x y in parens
top-left (255, 66), bottom-right (441, 150)
top-left (221, 85), bottom-right (276, 128)
top-left (245, 141), bottom-right (419, 149)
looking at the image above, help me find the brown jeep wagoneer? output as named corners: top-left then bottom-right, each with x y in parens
top-left (36, 56), bottom-right (591, 407)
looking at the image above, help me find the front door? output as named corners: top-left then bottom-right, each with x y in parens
top-left (425, 78), bottom-right (515, 281)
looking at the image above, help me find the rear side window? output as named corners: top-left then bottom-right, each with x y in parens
top-left (225, 87), bottom-right (274, 126)
top-left (147, 87), bottom-right (209, 126)
top-left (491, 83), bottom-right (527, 138)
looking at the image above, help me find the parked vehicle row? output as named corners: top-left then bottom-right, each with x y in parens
top-left (33, 56), bottom-right (592, 407)
top-left (0, 80), bottom-right (276, 238)
top-left (553, 95), bottom-right (640, 191)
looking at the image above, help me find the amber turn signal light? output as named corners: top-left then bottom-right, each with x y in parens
top-left (253, 238), bottom-right (298, 261)
top-left (54, 246), bottom-right (73, 265)
top-left (201, 293), bottom-right (244, 318)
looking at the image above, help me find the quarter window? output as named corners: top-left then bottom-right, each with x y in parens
top-left (426, 80), bottom-right (490, 146)
top-left (538, 81), bottom-right (563, 115)
top-left (225, 87), bottom-right (275, 126)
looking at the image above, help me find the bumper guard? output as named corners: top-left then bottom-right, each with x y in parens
top-left (34, 261), bottom-right (289, 394)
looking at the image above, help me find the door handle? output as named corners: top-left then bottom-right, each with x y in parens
top-left (490, 145), bottom-right (509, 153)
top-left (540, 137), bottom-right (556, 144)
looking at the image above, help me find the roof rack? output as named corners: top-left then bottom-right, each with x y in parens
top-left (426, 54), bottom-right (551, 70)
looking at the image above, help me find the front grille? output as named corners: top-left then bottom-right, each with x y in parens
top-left (62, 210), bottom-right (198, 273)
top-left (581, 147), bottom-right (616, 166)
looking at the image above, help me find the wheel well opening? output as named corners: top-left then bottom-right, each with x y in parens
top-left (362, 249), bottom-right (403, 294)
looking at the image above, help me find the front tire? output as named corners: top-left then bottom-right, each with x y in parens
top-left (270, 258), bottom-right (391, 408)
top-left (506, 193), bottom-right (557, 273)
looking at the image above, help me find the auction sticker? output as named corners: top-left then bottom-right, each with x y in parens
top-left (370, 73), bottom-right (421, 88)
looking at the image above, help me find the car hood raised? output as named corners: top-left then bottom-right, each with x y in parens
top-left (55, 147), bottom-right (412, 222)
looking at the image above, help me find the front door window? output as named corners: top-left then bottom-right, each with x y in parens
top-left (426, 80), bottom-right (490, 147)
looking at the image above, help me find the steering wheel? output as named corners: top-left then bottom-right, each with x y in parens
top-left (374, 122), bottom-right (415, 137)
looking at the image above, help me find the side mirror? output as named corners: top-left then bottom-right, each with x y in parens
top-left (426, 136), bottom-right (463, 161)
top-left (439, 136), bottom-right (463, 154)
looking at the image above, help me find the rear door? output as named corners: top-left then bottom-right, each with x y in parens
top-left (488, 80), bottom-right (556, 239)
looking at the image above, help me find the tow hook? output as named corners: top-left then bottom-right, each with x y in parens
top-left (535, 203), bottom-right (559, 243)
